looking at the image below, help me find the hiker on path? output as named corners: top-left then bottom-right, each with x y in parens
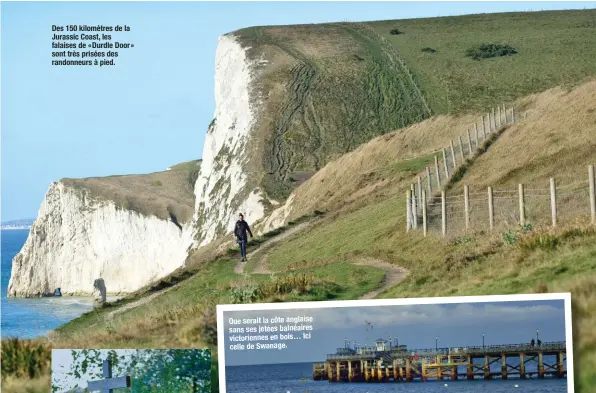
top-left (234, 213), bottom-right (253, 262)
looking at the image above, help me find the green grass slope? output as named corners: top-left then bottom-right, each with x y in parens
top-left (17, 79), bottom-right (595, 393)
top-left (368, 9), bottom-right (596, 113)
top-left (234, 9), bottom-right (596, 203)
top-left (234, 23), bottom-right (432, 201)
top-left (5, 9), bottom-right (596, 393)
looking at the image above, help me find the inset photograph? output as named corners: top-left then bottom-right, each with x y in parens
top-left (51, 349), bottom-right (211, 393)
top-left (218, 293), bottom-right (573, 392)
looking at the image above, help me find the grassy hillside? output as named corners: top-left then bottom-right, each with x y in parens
top-left (235, 23), bottom-right (433, 201)
top-left (60, 159), bottom-right (200, 223)
top-left (233, 9), bottom-right (596, 203)
top-left (369, 9), bottom-right (596, 114)
top-left (8, 79), bottom-right (594, 393)
top-left (5, 9), bottom-right (596, 393)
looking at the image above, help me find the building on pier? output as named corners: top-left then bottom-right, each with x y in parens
top-left (313, 340), bottom-right (567, 382)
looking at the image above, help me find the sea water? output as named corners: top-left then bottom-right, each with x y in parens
top-left (225, 362), bottom-right (569, 393)
top-left (1, 229), bottom-right (98, 339)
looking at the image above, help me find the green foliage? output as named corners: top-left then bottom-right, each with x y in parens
top-left (229, 273), bottom-right (316, 304)
top-left (522, 223), bottom-right (533, 232)
top-left (449, 160), bottom-right (472, 184)
top-left (389, 28), bottom-right (403, 35)
top-left (229, 281), bottom-right (260, 304)
top-left (518, 234), bottom-right (560, 252)
top-left (451, 234), bottom-right (473, 245)
top-left (421, 47), bottom-right (436, 53)
top-left (387, 153), bottom-right (435, 175)
top-left (502, 223), bottom-right (534, 246)
top-left (465, 43), bottom-right (518, 60)
top-left (1, 338), bottom-right (51, 380)
top-left (502, 230), bottom-right (518, 245)
top-left (51, 349), bottom-right (211, 393)
top-left (150, 180), bottom-right (163, 186)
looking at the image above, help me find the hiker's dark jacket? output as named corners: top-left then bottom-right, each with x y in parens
top-left (234, 220), bottom-right (253, 241)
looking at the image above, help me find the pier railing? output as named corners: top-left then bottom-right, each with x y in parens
top-left (326, 341), bottom-right (566, 361)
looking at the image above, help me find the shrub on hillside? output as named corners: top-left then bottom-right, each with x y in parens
top-left (389, 28), bottom-right (403, 35)
top-left (1, 338), bottom-right (51, 379)
top-left (465, 43), bottom-right (517, 60)
top-left (421, 47), bottom-right (437, 53)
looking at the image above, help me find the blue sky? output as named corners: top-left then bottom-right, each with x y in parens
top-left (222, 300), bottom-right (567, 366)
top-left (2, 1), bottom-right (594, 222)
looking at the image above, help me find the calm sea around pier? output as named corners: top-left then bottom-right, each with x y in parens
top-left (225, 362), bottom-right (568, 393)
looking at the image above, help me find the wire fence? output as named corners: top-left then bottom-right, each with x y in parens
top-left (403, 103), bottom-right (596, 237)
top-left (418, 177), bottom-right (594, 238)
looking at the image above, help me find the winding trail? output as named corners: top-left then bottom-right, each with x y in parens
top-left (107, 288), bottom-right (174, 321)
top-left (235, 223), bottom-right (409, 299)
top-left (354, 258), bottom-right (409, 299)
top-left (234, 221), bottom-right (311, 275)
top-left (106, 220), bottom-right (407, 321)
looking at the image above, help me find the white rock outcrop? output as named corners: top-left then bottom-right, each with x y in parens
top-left (8, 182), bottom-right (193, 297)
top-left (192, 34), bottom-right (267, 247)
top-left (9, 34), bottom-right (277, 297)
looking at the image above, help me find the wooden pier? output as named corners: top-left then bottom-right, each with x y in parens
top-left (313, 341), bottom-right (567, 382)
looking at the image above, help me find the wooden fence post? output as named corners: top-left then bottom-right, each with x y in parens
top-left (550, 178), bottom-right (557, 227)
top-left (450, 140), bottom-right (457, 169)
top-left (435, 155), bottom-right (442, 189)
top-left (458, 136), bottom-right (465, 163)
top-left (492, 108), bottom-right (496, 131)
top-left (464, 184), bottom-right (470, 230)
top-left (590, 165), bottom-right (596, 224)
top-left (417, 175), bottom-right (422, 213)
top-left (466, 129), bottom-right (473, 159)
top-left (474, 123), bottom-right (479, 150)
top-left (411, 184), bottom-right (418, 229)
top-left (406, 189), bottom-right (412, 232)
top-left (503, 105), bottom-right (507, 124)
top-left (488, 111), bottom-right (492, 132)
top-left (426, 166), bottom-right (432, 195)
top-left (422, 190), bottom-right (428, 237)
top-left (442, 148), bottom-right (450, 179)
top-left (482, 115), bottom-right (487, 139)
top-left (497, 106), bottom-right (501, 128)
top-left (488, 186), bottom-right (494, 230)
top-left (519, 183), bottom-right (526, 226)
top-left (441, 190), bottom-right (446, 237)
top-left (502, 103), bottom-right (506, 124)
top-left (511, 107), bottom-right (515, 124)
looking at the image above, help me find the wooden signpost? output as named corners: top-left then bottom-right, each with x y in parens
top-left (87, 360), bottom-right (131, 393)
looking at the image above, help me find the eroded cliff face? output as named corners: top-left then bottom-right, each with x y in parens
top-left (192, 34), bottom-right (269, 247)
top-left (8, 34), bottom-right (277, 297)
top-left (8, 182), bottom-right (193, 297)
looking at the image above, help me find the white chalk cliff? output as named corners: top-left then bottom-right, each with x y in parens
top-left (8, 182), bottom-right (194, 297)
top-left (192, 34), bottom-right (269, 247)
top-left (8, 34), bottom-right (278, 297)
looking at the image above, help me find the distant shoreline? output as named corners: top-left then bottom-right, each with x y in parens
top-left (1, 227), bottom-right (31, 231)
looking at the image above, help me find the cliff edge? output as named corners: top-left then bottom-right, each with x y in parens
top-left (8, 165), bottom-right (199, 297)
